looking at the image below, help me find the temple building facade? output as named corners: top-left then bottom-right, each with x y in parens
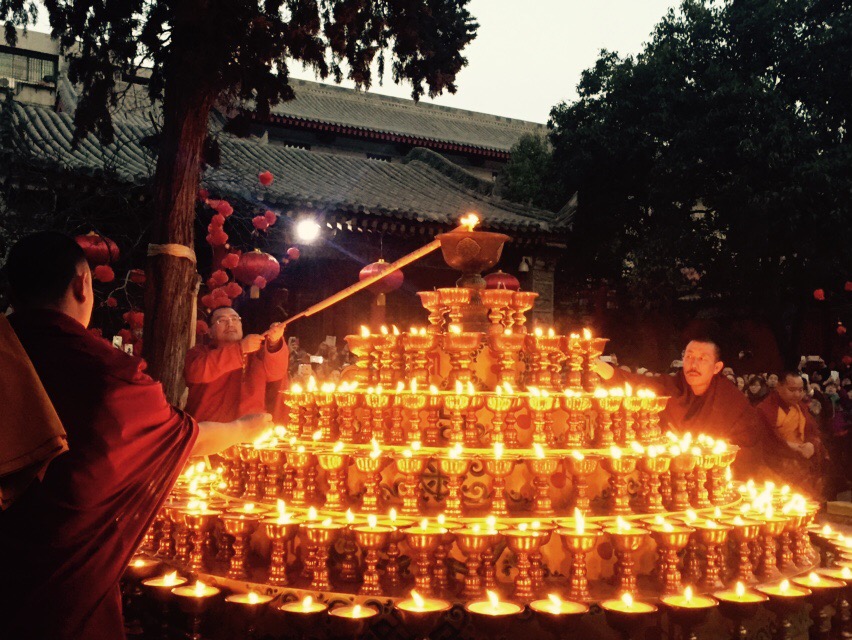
top-left (1, 30), bottom-right (571, 348)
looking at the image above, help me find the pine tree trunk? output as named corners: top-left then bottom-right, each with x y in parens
top-left (143, 1), bottom-right (214, 404)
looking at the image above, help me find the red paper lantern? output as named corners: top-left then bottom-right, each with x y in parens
top-left (105, 296), bottom-right (118, 308)
top-left (359, 259), bottom-right (404, 295)
top-left (200, 294), bottom-right (214, 309)
top-left (128, 269), bottom-right (146, 285)
top-left (221, 252), bottom-right (240, 270)
top-left (210, 270), bottom-right (229, 287)
top-left (286, 247), bottom-right (300, 261)
top-left (215, 201), bottom-right (234, 217)
top-left (838, 325), bottom-right (847, 336)
top-left (484, 270), bottom-right (520, 291)
top-left (75, 232), bottom-right (119, 265)
top-left (198, 188), bottom-right (209, 201)
top-left (842, 355), bottom-right (852, 366)
top-left (233, 249), bottom-right (280, 298)
top-left (208, 229), bottom-right (229, 246)
top-left (211, 213), bottom-right (226, 228)
top-left (122, 311), bottom-right (144, 331)
top-left (225, 282), bottom-right (243, 299)
top-left (93, 265), bottom-right (115, 283)
top-left (252, 215), bottom-right (270, 231)
top-left (814, 289), bottom-right (826, 301)
top-left (264, 210), bottom-right (277, 225)
top-left (258, 170), bottom-right (274, 186)
top-left (846, 281), bottom-right (852, 292)
top-left (196, 320), bottom-right (209, 336)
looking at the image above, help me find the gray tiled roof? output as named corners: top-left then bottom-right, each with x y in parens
top-left (6, 101), bottom-right (569, 233)
top-left (267, 78), bottom-right (547, 153)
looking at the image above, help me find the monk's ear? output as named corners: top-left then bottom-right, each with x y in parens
top-left (70, 266), bottom-right (90, 303)
top-left (713, 360), bottom-right (724, 376)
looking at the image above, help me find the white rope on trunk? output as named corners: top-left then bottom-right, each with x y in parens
top-left (147, 243), bottom-right (197, 264)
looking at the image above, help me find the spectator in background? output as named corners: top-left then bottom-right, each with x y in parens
top-left (746, 375), bottom-right (769, 406)
top-left (736, 376), bottom-right (745, 392)
top-left (767, 373), bottom-right (779, 389)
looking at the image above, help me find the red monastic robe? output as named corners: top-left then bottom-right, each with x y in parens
top-left (610, 370), bottom-right (778, 478)
top-left (184, 340), bottom-right (288, 423)
top-left (0, 310), bottom-right (197, 640)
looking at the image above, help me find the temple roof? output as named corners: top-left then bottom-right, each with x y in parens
top-left (6, 101), bottom-right (570, 235)
top-left (261, 78), bottom-right (547, 157)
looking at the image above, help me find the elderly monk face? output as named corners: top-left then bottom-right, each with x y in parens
top-left (777, 373), bottom-right (806, 406)
top-left (682, 340), bottom-right (724, 392)
top-left (209, 307), bottom-right (243, 345)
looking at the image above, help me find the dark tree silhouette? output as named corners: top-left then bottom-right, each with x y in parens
top-left (545, 0), bottom-right (852, 363)
top-left (2, 0), bottom-right (478, 400)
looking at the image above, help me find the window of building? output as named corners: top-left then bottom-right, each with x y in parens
top-left (0, 46), bottom-right (58, 85)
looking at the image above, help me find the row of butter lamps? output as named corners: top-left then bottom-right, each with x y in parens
top-left (125, 553), bottom-right (851, 640)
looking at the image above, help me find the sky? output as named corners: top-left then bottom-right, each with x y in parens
top-left (30, 0), bottom-right (678, 124)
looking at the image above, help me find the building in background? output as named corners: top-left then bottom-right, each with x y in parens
top-left (1, 30), bottom-right (570, 348)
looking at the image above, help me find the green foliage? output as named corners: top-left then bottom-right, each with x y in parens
top-left (546, 0), bottom-right (852, 314)
top-left (498, 133), bottom-right (550, 206)
top-left (1, 0), bottom-right (478, 142)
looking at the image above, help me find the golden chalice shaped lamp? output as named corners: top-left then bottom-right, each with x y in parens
top-left (605, 518), bottom-right (649, 595)
top-left (650, 522), bottom-right (695, 595)
top-left (601, 447), bottom-right (637, 516)
top-left (417, 290), bottom-right (446, 334)
top-left (511, 291), bottom-right (538, 334)
top-left (480, 288), bottom-right (516, 336)
top-left (437, 218), bottom-right (510, 289)
top-left (557, 511), bottom-right (602, 601)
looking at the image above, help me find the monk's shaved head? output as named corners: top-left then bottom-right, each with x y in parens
top-left (5, 231), bottom-right (88, 309)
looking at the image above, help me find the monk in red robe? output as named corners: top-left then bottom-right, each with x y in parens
top-left (756, 371), bottom-right (828, 497)
top-left (0, 232), bottom-right (272, 640)
top-left (184, 306), bottom-right (288, 422)
top-left (596, 338), bottom-right (781, 480)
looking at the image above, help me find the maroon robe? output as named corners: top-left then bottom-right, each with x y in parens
top-left (610, 370), bottom-right (777, 477)
top-left (0, 310), bottom-right (197, 640)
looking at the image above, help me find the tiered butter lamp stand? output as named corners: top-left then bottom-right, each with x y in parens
top-left (130, 217), bottom-right (827, 639)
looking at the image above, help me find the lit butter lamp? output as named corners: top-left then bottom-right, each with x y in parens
top-left (396, 589), bottom-right (452, 640)
top-left (792, 571), bottom-right (846, 640)
top-left (125, 556), bottom-right (160, 582)
top-left (714, 581), bottom-right (768, 640)
top-left (225, 591), bottom-right (274, 640)
top-left (758, 578), bottom-right (812, 640)
top-left (278, 595), bottom-right (328, 635)
top-left (328, 603), bottom-right (380, 639)
top-left (816, 566), bottom-right (852, 640)
top-left (142, 570), bottom-right (187, 638)
top-left (530, 593), bottom-right (588, 639)
top-left (661, 586), bottom-right (718, 640)
top-left (465, 590), bottom-right (523, 635)
top-left (600, 592), bottom-right (658, 640)
top-left (171, 580), bottom-right (221, 640)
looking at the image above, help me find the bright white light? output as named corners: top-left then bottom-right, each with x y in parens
top-left (295, 219), bottom-right (321, 243)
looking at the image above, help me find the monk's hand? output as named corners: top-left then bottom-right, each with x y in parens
top-left (799, 442), bottom-right (815, 459)
top-left (237, 413), bottom-right (275, 443)
top-left (240, 334), bottom-right (264, 354)
top-left (264, 322), bottom-right (285, 346)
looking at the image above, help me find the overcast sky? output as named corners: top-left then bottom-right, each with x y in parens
top-left (31, 0), bottom-right (678, 124)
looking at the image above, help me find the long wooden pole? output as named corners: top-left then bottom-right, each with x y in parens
top-left (283, 227), bottom-right (460, 326)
